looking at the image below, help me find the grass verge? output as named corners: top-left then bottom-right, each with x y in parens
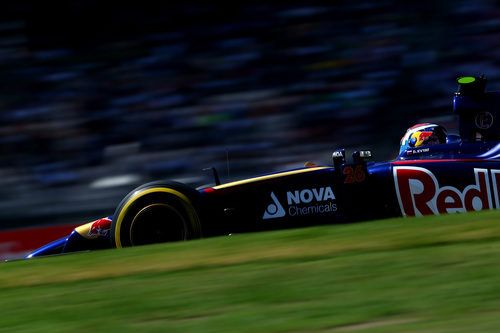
top-left (2, 210), bottom-right (500, 332)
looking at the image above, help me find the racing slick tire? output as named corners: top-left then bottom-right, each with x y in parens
top-left (110, 181), bottom-right (203, 248)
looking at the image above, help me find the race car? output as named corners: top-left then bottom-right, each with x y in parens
top-left (26, 75), bottom-right (500, 258)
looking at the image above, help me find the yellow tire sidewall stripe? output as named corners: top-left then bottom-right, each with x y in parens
top-left (114, 187), bottom-right (200, 248)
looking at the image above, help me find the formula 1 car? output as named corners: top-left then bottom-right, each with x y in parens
top-left (26, 75), bottom-right (500, 258)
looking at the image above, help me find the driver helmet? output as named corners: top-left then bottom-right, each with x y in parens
top-left (399, 123), bottom-right (447, 154)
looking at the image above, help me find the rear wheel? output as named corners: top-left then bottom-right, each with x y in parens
top-left (111, 181), bottom-right (202, 248)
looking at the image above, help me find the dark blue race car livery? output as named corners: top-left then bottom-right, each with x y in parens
top-left (27, 75), bottom-right (500, 258)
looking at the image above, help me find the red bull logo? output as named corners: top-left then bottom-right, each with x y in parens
top-left (393, 166), bottom-right (500, 216)
top-left (88, 217), bottom-right (112, 237)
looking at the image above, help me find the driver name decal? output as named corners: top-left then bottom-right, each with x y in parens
top-left (394, 166), bottom-right (496, 216)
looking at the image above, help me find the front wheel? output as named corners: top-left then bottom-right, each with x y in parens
top-left (110, 181), bottom-right (203, 248)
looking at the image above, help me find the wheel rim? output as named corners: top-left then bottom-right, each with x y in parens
top-left (129, 203), bottom-right (187, 246)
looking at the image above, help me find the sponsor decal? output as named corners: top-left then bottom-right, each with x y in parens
top-left (263, 192), bottom-right (286, 219)
top-left (407, 147), bottom-right (430, 155)
top-left (88, 217), bottom-right (112, 237)
top-left (475, 111), bottom-right (494, 130)
top-left (394, 166), bottom-right (497, 216)
top-left (332, 151), bottom-right (344, 158)
top-left (343, 165), bottom-right (366, 183)
top-left (263, 187), bottom-right (337, 220)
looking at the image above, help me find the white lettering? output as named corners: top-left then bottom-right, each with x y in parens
top-left (300, 189), bottom-right (313, 203)
top-left (287, 191), bottom-right (300, 205)
top-left (324, 187), bottom-right (336, 200)
top-left (271, 186), bottom-right (337, 220)
top-left (286, 187), bottom-right (336, 205)
top-left (312, 187), bottom-right (324, 201)
top-left (288, 202), bottom-right (337, 216)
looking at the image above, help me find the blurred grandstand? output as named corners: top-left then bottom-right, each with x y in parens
top-left (1, 0), bottom-right (500, 229)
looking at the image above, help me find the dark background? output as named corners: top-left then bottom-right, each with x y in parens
top-left (1, 0), bottom-right (499, 229)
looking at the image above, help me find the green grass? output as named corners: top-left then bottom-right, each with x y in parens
top-left (3, 211), bottom-right (500, 332)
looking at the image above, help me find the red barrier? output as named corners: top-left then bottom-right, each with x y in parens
top-left (0, 224), bottom-right (80, 261)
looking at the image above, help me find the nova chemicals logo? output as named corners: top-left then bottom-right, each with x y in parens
top-left (263, 187), bottom-right (337, 220)
top-left (263, 192), bottom-right (286, 219)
